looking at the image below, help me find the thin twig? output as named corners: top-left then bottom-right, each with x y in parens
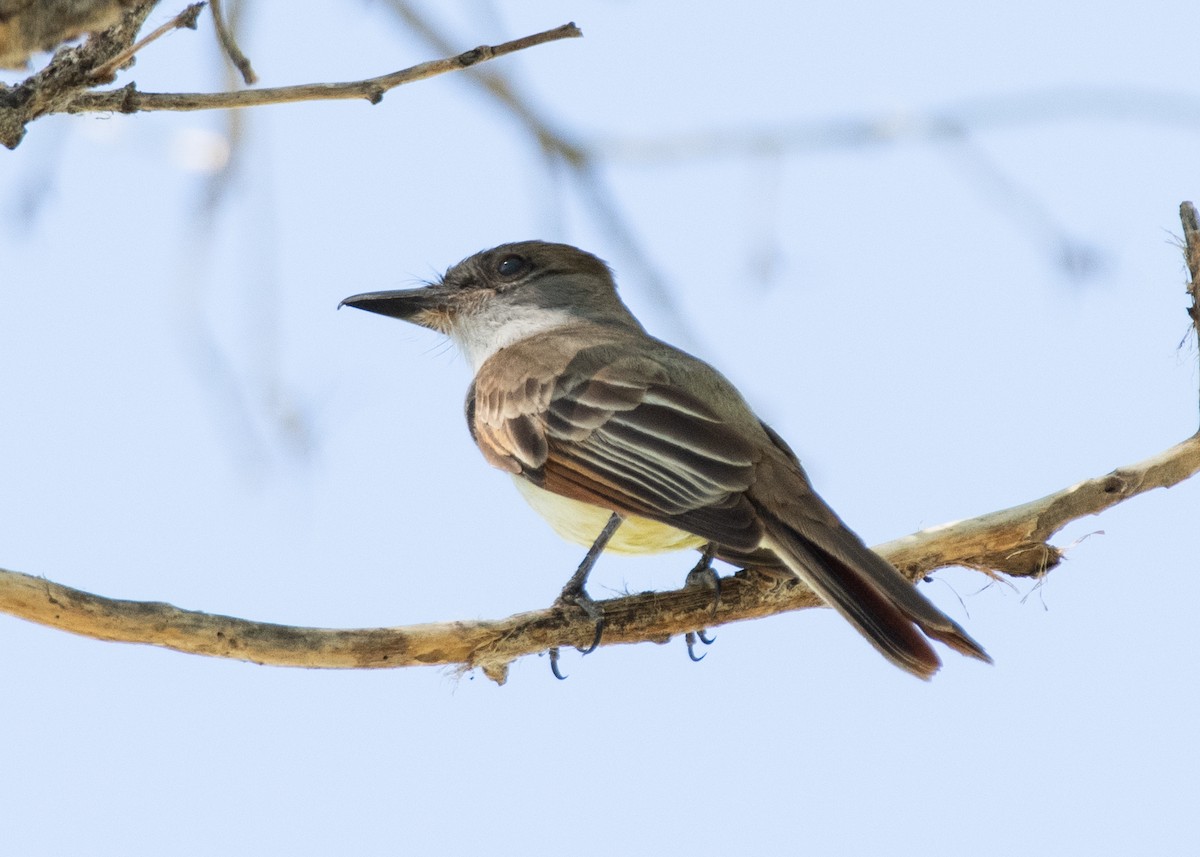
top-left (1180, 201), bottom-right (1200, 427)
top-left (209, 0), bottom-right (256, 85)
top-left (87, 1), bottom-right (206, 80)
top-left (65, 23), bottom-right (581, 113)
top-left (1180, 201), bottom-right (1200, 308)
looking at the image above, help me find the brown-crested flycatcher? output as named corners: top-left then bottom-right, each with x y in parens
top-left (342, 241), bottom-right (989, 678)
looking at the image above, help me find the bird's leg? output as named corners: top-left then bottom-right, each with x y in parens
top-left (558, 511), bottom-right (622, 603)
top-left (684, 543), bottom-right (721, 615)
top-left (555, 512), bottom-right (622, 654)
top-left (685, 542), bottom-right (717, 584)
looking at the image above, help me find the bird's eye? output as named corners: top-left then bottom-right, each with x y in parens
top-left (496, 254), bottom-right (528, 277)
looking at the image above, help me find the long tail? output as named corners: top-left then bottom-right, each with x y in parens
top-left (755, 504), bottom-right (990, 679)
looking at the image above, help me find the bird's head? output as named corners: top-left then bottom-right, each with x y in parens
top-left (340, 241), bottom-right (637, 368)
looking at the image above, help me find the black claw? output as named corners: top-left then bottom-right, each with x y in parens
top-left (685, 631), bottom-right (706, 662)
top-left (697, 630), bottom-right (716, 646)
top-left (576, 616), bottom-right (604, 655)
top-left (549, 647), bottom-right (568, 680)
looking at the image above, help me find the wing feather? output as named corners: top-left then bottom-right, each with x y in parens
top-left (468, 342), bottom-right (764, 551)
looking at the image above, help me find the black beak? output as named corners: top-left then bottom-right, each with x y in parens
top-left (339, 285), bottom-right (448, 321)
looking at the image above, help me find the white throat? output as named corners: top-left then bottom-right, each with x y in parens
top-left (450, 304), bottom-right (578, 371)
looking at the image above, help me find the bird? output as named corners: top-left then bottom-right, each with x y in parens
top-left (341, 240), bottom-right (990, 678)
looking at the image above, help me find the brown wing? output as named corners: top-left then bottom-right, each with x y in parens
top-left (468, 342), bottom-right (765, 552)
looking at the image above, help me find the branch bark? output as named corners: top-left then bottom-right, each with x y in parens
top-left (3, 205), bottom-right (1199, 684)
top-left (0, 0), bottom-right (157, 148)
top-left (65, 22), bottom-right (581, 115)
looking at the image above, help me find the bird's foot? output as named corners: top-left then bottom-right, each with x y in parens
top-left (547, 586), bottom-right (604, 679)
top-left (554, 582), bottom-right (605, 655)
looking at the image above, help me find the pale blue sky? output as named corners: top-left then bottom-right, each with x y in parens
top-left (2, 2), bottom-right (1197, 854)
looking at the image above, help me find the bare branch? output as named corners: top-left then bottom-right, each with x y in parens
top-left (2, 431), bottom-right (1197, 683)
top-left (64, 22), bottom-right (581, 114)
top-left (0, 14), bottom-right (580, 147)
top-left (875, 433), bottom-right (1200, 580)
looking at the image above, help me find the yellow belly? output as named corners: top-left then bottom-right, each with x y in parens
top-left (512, 478), bottom-right (706, 555)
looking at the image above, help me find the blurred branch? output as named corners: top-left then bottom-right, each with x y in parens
top-left (936, 135), bottom-right (1103, 281)
top-left (593, 88), bottom-right (1200, 162)
top-left (208, 0), bottom-right (254, 84)
top-left (178, 0), bottom-right (299, 475)
top-left (385, 1), bottom-right (585, 164)
top-left (4, 203), bottom-right (1200, 682)
top-left (593, 87), bottom-right (1200, 282)
top-left (382, 1), bottom-right (695, 343)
